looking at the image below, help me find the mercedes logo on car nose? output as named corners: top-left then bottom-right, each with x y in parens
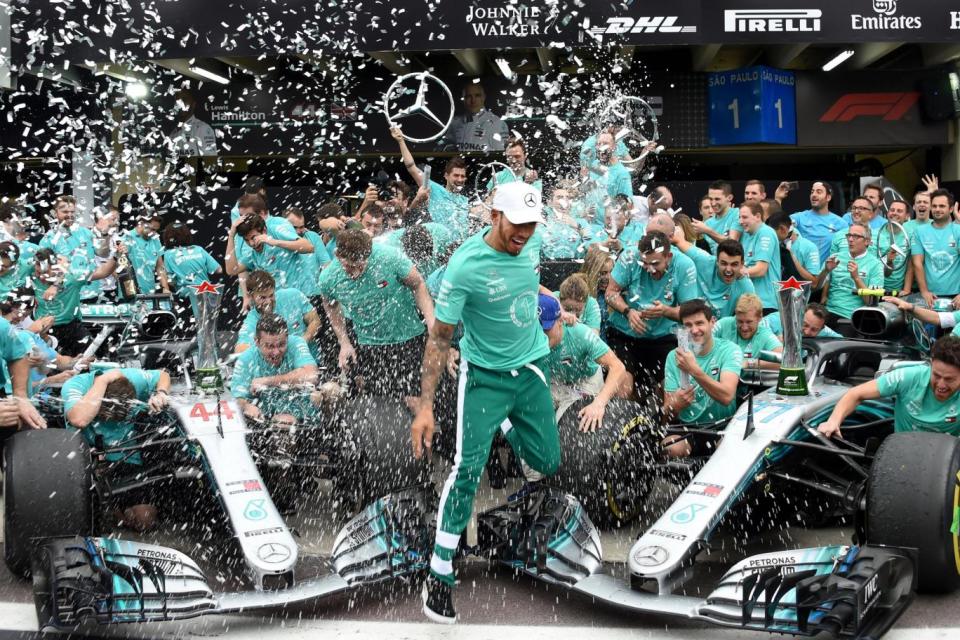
top-left (258, 543), bottom-right (291, 564)
top-left (523, 193), bottom-right (537, 207)
top-left (632, 545), bottom-right (669, 567)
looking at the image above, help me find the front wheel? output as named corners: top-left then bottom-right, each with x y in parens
top-left (866, 431), bottom-right (960, 593)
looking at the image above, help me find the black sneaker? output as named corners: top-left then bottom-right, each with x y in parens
top-left (421, 575), bottom-right (457, 624)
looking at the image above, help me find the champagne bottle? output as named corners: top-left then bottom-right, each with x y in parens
top-left (116, 250), bottom-right (139, 301)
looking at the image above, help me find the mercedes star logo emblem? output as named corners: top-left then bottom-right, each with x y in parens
top-left (523, 193), bottom-right (537, 207)
top-left (632, 545), bottom-right (669, 567)
top-left (383, 72), bottom-right (455, 143)
top-left (258, 543), bottom-right (291, 564)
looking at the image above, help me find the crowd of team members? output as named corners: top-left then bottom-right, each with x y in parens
top-left (0, 130), bottom-right (959, 519)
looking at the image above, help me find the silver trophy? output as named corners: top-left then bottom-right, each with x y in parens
top-left (190, 282), bottom-right (223, 391)
top-left (776, 278), bottom-right (810, 396)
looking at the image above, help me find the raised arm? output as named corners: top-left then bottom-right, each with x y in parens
top-left (392, 126), bottom-right (424, 187)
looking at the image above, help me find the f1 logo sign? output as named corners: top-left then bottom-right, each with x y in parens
top-left (820, 93), bottom-right (919, 123)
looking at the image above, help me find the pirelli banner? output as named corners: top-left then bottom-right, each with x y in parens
top-left (10, 0), bottom-right (960, 65)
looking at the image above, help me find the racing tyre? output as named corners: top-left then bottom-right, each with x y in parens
top-left (3, 429), bottom-right (93, 578)
top-left (338, 396), bottom-right (427, 513)
top-left (866, 431), bottom-right (960, 593)
top-left (551, 398), bottom-right (658, 528)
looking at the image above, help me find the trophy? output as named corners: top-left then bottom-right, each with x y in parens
top-left (189, 281), bottom-right (223, 391)
top-left (776, 277), bottom-right (811, 396)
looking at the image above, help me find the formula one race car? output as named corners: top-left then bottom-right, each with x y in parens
top-left (5, 291), bottom-right (954, 640)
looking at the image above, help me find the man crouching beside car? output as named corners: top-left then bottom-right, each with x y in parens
top-left (62, 367), bottom-right (171, 531)
top-left (819, 335), bottom-right (960, 439)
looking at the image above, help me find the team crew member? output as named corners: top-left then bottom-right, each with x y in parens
top-left (234, 271), bottom-right (321, 356)
top-left (763, 303), bottom-right (842, 340)
top-left (0, 242), bottom-right (32, 298)
top-left (586, 131), bottom-right (633, 220)
top-left (39, 195), bottom-right (95, 273)
top-left (791, 181), bottom-right (847, 264)
top-left (0, 313), bottom-right (46, 430)
top-left (767, 213), bottom-right (821, 284)
top-left (63, 367), bottom-right (171, 530)
top-left (671, 231), bottom-right (754, 320)
top-left (556, 274), bottom-right (602, 334)
top-left (539, 294), bottom-right (630, 430)
top-left (33, 248), bottom-right (116, 356)
top-left (605, 231), bottom-right (700, 390)
top-left (230, 314), bottom-right (318, 422)
top-left (411, 182), bottom-right (559, 624)
top-left (694, 180), bottom-right (740, 254)
top-left (911, 189), bottom-right (960, 308)
top-left (487, 138), bottom-right (542, 191)
top-left (226, 202), bottom-right (314, 296)
top-left (578, 246), bottom-right (615, 341)
top-left (738, 202), bottom-right (781, 313)
top-left (819, 335), bottom-right (960, 438)
top-left (394, 127), bottom-right (471, 242)
top-left (121, 215), bottom-right (163, 293)
top-left (318, 229), bottom-right (434, 400)
top-left (157, 223), bottom-right (222, 334)
top-left (285, 205), bottom-right (331, 277)
top-left (905, 190), bottom-right (931, 237)
top-left (877, 199), bottom-right (913, 294)
top-left (712, 294), bottom-right (782, 371)
top-left (816, 222), bottom-right (885, 331)
top-left (663, 300), bottom-right (743, 455)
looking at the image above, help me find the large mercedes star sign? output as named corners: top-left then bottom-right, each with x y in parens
top-left (383, 72), bottom-right (455, 143)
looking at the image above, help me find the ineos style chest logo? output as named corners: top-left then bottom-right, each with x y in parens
top-left (523, 193), bottom-right (537, 207)
top-left (257, 543), bottom-right (290, 564)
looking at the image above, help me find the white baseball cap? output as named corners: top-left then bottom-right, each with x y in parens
top-left (491, 181), bottom-right (544, 225)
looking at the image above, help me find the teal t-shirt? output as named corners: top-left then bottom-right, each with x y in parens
top-left (704, 208), bottom-right (742, 255)
top-left (1, 330), bottom-right (55, 396)
top-left (586, 162), bottom-right (633, 219)
top-left (486, 168), bottom-right (542, 193)
top-left (230, 335), bottom-right (315, 400)
top-left (122, 229), bottom-right (163, 293)
top-left (683, 244), bottom-right (755, 319)
top-left (428, 180), bottom-right (470, 242)
top-left (910, 223), bottom-right (960, 296)
top-left (0, 254), bottom-right (33, 299)
top-left (876, 364), bottom-right (960, 435)
top-left (554, 289), bottom-right (602, 332)
top-left (540, 221), bottom-right (582, 260)
top-left (0, 317), bottom-right (29, 368)
top-left (237, 218), bottom-right (307, 292)
top-left (741, 224), bottom-right (781, 309)
top-left (903, 219), bottom-right (930, 239)
top-left (790, 234), bottom-right (822, 277)
top-left (546, 321), bottom-right (609, 384)
top-left (580, 295), bottom-right (602, 331)
top-left (608, 250), bottom-right (700, 339)
top-left (236, 288), bottom-right (314, 348)
top-left (791, 209), bottom-right (848, 264)
top-left (763, 312), bottom-right (842, 339)
top-left (380, 223), bottom-right (455, 279)
top-left (39, 225), bottom-right (100, 300)
top-left (435, 229), bottom-right (549, 370)
top-left (824, 251), bottom-right (884, 319)
top-left (713, 316), bottom-right (782, 361)
top-left (663, 338), bottom-right (743, 423)
top-left (304, 229), bottom-right (332, 271)
top-left (619, 221), bottom-right (647, 250)
top-left (35, 263), bottom-right (89, 325)
top-left (579, 135), bottom-right (629, 170)
top-left (63, 368), bottom-right (162, 462)
top-left (162, 246), bottom-right (220, 298)
top-left (317, 243), bottom-right (423, 346)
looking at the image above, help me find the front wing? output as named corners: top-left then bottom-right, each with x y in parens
top-left (31, 487), bottom-right (916, 639)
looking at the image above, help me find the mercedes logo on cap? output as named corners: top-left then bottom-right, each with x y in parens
top-left (632, 545), bottom-right (669, 567)
top-left (523, 193), bottom-right (537, 207)
top-left (258, 543), bottom-right (291, 564)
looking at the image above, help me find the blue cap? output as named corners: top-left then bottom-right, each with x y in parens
top-left (538, 294), bottom-right (562, 330)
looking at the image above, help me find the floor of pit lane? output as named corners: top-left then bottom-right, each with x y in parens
top-left (1, 474), bottom-right (958, 637)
